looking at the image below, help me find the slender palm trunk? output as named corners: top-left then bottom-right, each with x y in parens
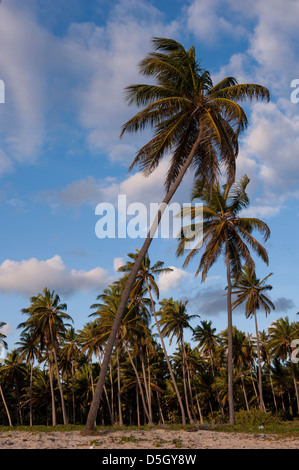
top-left (145, 277), bottom-right (186, 425)
top-left (140, 348), bottom-right (152, 422)
top-left (224, 230), bottom-right (235, 425)
top-left (116, 347), bottom-right (123, 426)
top-left (124, 343), bottom-right (152, 424)
top-left (254, 309), bottom-right (265, 411)
top-left (85, 133), bottom-right (202, 431)
top-left (29, 358), bottom-right (33, 426)
top-left (48, 354), bottom-right (57, 426)
top-left (71, 361), bottom-right (76, 424)
top-left (289, 351), bottom-right (299, 413)
top-left (209, 349), bottom-right (224, 418)
top-left (146, 346), bottom-right (153, 423)
top-left (240, 372), bottom-right (249, 411)
top-left (267, 356), bottom-right (278, 413)
top-left (179, 336), bottom-right (195, 424)
top-left (109, 362), bottom-right (114, 425)
top-left (0, 384), bottom-right (12, 426)
top-left (136, 383), bottom-right (141, 426)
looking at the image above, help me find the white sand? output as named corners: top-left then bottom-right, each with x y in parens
top-left (0, 428), bottom-right (298, 449)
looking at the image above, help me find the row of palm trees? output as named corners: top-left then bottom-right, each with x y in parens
top-left (0, 283), bottom-right (298, 426)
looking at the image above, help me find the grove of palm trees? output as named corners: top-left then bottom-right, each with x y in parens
top-left (0, 38), bottom-right (298, 433)
top-left (0, 280), bottom-right (298, 427)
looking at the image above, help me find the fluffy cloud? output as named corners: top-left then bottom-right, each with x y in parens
top-left (0, 255), bottom-right (112, 297)
top-left (158, 266), bottom-right (191, 294)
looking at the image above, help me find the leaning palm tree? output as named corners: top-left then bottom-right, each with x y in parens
top-left (231, 266), bottom-right (275, 411)
top-left (20, 287), bottom-right (72, 425)
top-left (85, 37), bottom-right (270, 431)
top-left (176, 175), bottom-right (270, 424)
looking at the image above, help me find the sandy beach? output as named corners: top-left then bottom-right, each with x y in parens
top-left (0, 428), bottom-right (298, 449)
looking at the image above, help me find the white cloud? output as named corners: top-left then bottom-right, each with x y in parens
top-left (158, 266), bottom-right (191, 294)
top-left (186, 0), bottom-right (246, 44)
top-left (113, 257), bottom-right (124, 272)
top-left (0, 255), bottom-right (112, 297)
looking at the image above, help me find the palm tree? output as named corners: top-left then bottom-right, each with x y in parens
top-left (193, 320), bottom-right (224, 417)
top-left (85, 37), bottom-right (270, 431)
top-left (268, 317), bottom-right (299, 412)
top-left (0, 349), bottom-right (27, 424)
top-left (231, 266), bottom-right (275, 411)
top-left (117, 250), bottom-right (187, 424)
top-left (60, 327), bottom-right (81, 424)
top-left (176, 175), bottom-right (270, 424)
top-left (158, 297), bottom-right (199, 423)
top-left (20, 287), bottom-right (72, 425)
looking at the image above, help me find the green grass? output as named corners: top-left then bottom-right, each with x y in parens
top-left (0, 419), bottom-right (298, 438)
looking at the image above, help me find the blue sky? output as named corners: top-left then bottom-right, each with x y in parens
top-left (0, 0), bottom-right (299, 353)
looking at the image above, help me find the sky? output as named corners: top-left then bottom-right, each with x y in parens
top-left (0, 0), bottom-right (299, 354)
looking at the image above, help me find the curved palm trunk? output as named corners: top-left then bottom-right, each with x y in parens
top-left (85, 134), bottom-right (203, 431)
top-left (224, 230), bottom-right (235, 425)
top-left (124, 343), bottom-right (152, 424)
top-left (0, 384), bottom-right (12, 426)
top-left (253, 309), bottom-right (265, 411)
top-left (145, 277), bottom-right (186, 425)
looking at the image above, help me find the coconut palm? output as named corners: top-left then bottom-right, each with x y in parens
top-left (231, 266), bottom-right (275, 411)
top-left (193, 320), bottom-right (224, 417)
top-left (0, 349), bottom-right (27, 424)
top-left (158, 298), bottom-right (199, 423)
top-left (268, 317), bottom-right (299, 412)
top-left (176, 175), bottom-right (270, 424)
top-left (85, 37), bottom-right (270, 431)
top-left (16, 331), bottom-right (40, 425)
top-left (60, 327), bottom-right (81, 424)
top-left (20, 287), bottom-right (72, 425)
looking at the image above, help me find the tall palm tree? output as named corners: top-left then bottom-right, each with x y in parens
top-left (268, 317), bottom-right (299, 412)
top-left (176, 175), bottom-right (270, 424)
top-left (85, 37), bottom-right (270, 431)
top-left (158, 298), bottom-right (199, 423)
top-left (117, 250), bottom-right (187, 424)
top-left (20, 287), bottom-right (72, 425)
top-left (231, 266), bottom-right (275, 411)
